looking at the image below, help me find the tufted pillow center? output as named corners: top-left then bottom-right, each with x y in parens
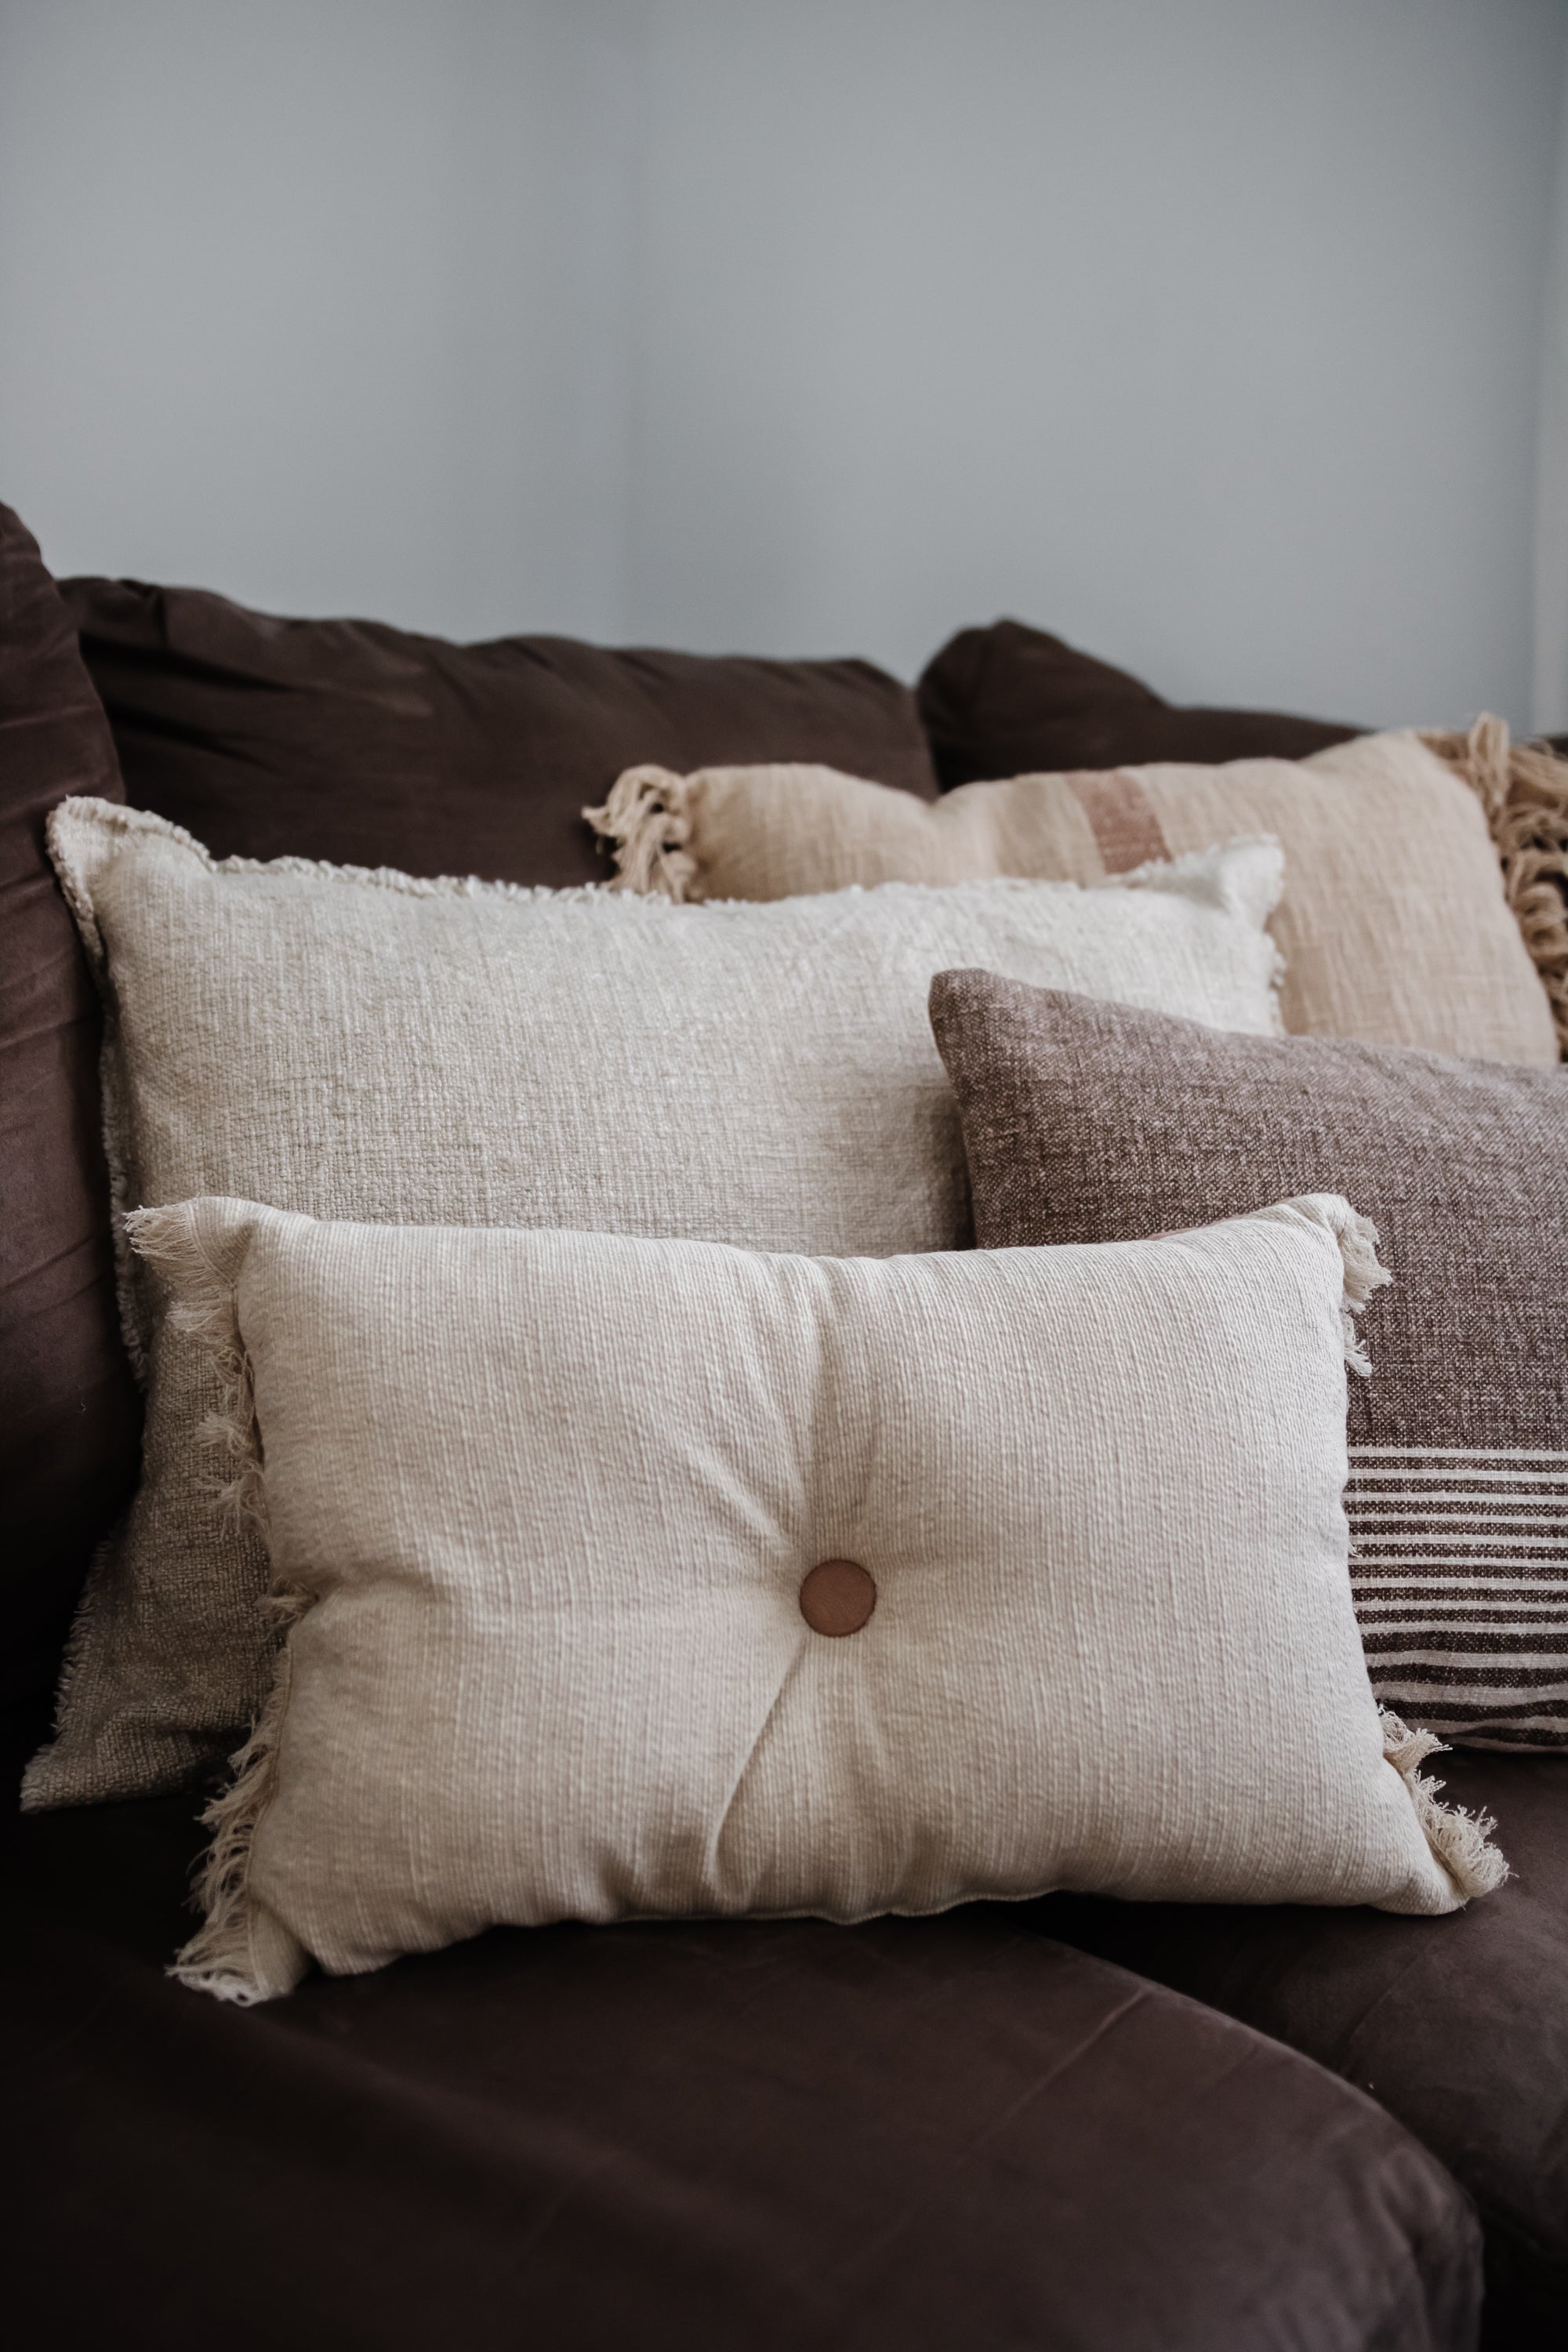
top-left (799, 1558), bottom-right (877, 1637)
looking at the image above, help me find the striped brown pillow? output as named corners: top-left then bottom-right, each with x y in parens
top-left (929, 971), bottom-right (1568, 1751)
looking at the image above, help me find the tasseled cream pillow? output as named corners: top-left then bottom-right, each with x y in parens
top-left (128, 1192), bottom-right (1504, 2006)
top-left (586, 725), bottom-right (1562, 1063)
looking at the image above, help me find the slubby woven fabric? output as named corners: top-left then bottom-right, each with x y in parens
top-left (931, 971), bottom-right (1568, 1751)
top-left (27, 799), bottom-right (1284, 1809)
top-left (134, 1194), bottom-right (1493, 2005)
top-left (590, 729), bottom-right (1558, 1063)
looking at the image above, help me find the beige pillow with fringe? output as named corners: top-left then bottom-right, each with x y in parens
top-left (27, 798), bottom-right (1285, 1813)
top-left (129, 1192), bottom-right (1504, 2006)
top-left (588, 721), bottom-right (1564, 1064)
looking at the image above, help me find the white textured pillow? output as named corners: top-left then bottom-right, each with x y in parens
top-left (28, 799), bottom-right (1284, 1811)
top-left (129, 1192), bottom-right (1503, 2005)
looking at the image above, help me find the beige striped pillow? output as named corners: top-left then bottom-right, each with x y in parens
top-left (587, 725), bottom-right (1562, 1064)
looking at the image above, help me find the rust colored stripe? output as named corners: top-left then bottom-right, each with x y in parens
top-left (1062, 770), bottom-right (1168, 874)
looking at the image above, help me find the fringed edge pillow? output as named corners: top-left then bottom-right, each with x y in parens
top-left (125, 1192), bottom-right (1504, 2007)
top-left (587, 725), bottom-right (1563, 1065)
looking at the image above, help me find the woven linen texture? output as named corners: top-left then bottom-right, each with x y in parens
top-left (931, 973), bottom-right (1568, 1750)
top-left (26, 799), bottom-right (1283, 1809)
top-left (136, 1194), bottom-right (1488, 2005)
top-left (587, 729), bottom-right (1557, 1063)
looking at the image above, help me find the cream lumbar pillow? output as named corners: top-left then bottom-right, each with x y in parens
top-left (126, 1192), bottom-right (1504, 2006)
top-left (28, 798), bottom-right (1285, 1812)
top-left (586, 726), bottom-right (1560, 1064)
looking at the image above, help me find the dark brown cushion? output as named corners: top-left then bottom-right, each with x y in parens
top-left (918, 618), bottom-right (1363, 789)
top-left (60, 577), bottom-right (938, 885)
top-left (4, 1795), bottom-right (1479, 2352)
top-left (1037, 1748), bottom-right (1568, 2351)
top-left (930, 972), bottom-right (1568, 1755)
top-left (0, 506), bottom-right (138, 1746)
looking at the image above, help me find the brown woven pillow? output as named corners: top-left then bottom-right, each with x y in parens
top-left (929, 970), bottom-right (1568, 1752)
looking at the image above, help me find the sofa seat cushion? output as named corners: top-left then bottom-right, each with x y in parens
top-left (1036, 1749), bottom-right (1568, 2349)
top-left (4, 1798), bottom-right (1478, 2352)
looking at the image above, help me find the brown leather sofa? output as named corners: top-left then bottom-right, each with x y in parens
top-left (4, 507), bottom-right (1563, 2350)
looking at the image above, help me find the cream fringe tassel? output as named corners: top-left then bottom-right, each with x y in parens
top-left (167, 1581), bottom-right (313, 2002)
top-left (583, 764), bottom-right (701, 900)
top-left (1379, 1709), bottom-right (1509, 1901)
top-left (1422, 716), bottom-right (1568, 1058)
top-left (124, 1203), bottom-right (311, 2002)
top-left (1324, 1196), bottom-right (1392, 1377)
top-left (1250, 1193), bottom-right (1392, 1376)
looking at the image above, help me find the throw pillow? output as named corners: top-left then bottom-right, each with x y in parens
top-left (929, 971), bottom-right (1568, 1751)
top-left (60, 575), bottom-right (938, 888)
top-left (916, 619), bottom-right (1361, 786)
top-left (586, 729), bottom-right (1560, 1064)
top-left (24, 800), bottom-right (1283, 1810)
top-left (0, 503), bottom-right (138, 1749)
top-left (127, 1192), bottom-right (1503, 2005)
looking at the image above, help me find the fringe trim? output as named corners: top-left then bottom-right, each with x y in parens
top-left (1250, 1194), bottom-right (1393, 1376)
top-left (169, 1583), bottom-right (314, 2004)
top-left (1379, 1707), bottom-right (1510, 1902)
top-left (583, 764), bottom-right (700, 900)
top-left (1421, 717), bottom-right (1568, 1058)
top-left (46, 805), bottom-right (150, 1381)
top-left (1113, 831), bottom-right (1283, 913)
top-left (117, 1194), bottom-right (305, 2002)
top-left (48, 791), bottom-right (647, 909)
top-left (1326, 1200), bottom-right (1392, 1378)
top-left (122, 1204), bottom-right (267, 1531)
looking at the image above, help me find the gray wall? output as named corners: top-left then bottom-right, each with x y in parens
top-left (2, 0), bottom-right (1564, 729)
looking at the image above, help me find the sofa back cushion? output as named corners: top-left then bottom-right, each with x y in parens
top-left (0, 506), bottom-right (137, 1737)
top-left (60, 576), bottom-right (938, 886)
top-left (917, 619), bottom-right (1362, 789)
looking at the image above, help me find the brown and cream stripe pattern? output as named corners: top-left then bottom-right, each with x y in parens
top-left (928, 974), bottom-right (1568, 1751)
top-left (1059, 770), bottom-right (1169, 873)
top-left (1348, 1446), bottom-right (1568, 1748)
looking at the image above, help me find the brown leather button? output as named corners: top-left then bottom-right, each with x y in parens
top-left (799, 1559), bottom-right (877, 1637)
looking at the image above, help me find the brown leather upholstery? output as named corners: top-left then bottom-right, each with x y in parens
top-left (60, 575), bottom-right (938, 892)
top-left (0, 506), bottom-right (138, 1743)
top-left (3, 1795), bottom-right (1478, 2352)
top-left (918, 618), bottom-right (1362, 789)
top-left (1036, 1748), bottom-right (1568, 2349)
